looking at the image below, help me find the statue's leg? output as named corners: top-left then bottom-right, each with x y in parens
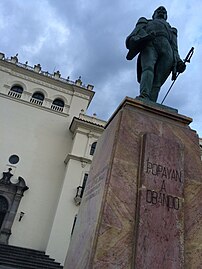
top-left (139, 45), bottom-right (157, 99)
top-left (150, 82), bottom-right (162, 102)
top-left (151, 54), bottom-right (173, 102)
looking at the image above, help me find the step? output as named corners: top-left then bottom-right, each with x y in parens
top-left (0, 251), bottom-right (54, 262)
top-left (0, 244), bottom-right (63, 269)
top-left (0, 255), bottom-right (63, 268)
top-left (0, 255), bottom-right (62, 267)
top-left (0, 259), bottom-right (63, 269)
top-left (0, 244), bottom-right (45, 255)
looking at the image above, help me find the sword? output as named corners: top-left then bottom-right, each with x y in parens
top-left (161, 47), bottom-right (194, 105)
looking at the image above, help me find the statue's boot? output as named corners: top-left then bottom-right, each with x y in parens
top-left (150, 86), bottom-right (160, 102)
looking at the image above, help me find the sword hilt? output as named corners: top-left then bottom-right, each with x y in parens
top-left (184, 47), bottom-right (194, 63)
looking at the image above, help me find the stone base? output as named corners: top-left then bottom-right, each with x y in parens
top-left (64, 97), bottom-right (202, 269)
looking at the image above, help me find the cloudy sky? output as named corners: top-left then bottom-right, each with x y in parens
top-left (1, 0), bottom-right (202, 135)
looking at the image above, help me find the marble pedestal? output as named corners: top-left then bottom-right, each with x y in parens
top-left (64, 97), bottom-right (202, 269)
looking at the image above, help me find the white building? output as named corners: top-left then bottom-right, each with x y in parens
top-left (0, 52), bottom-right (106, 265)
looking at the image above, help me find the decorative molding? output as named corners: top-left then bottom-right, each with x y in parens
top-left (0, 93), bottom-right (69, 117)
top-left (87, 132), bottom-right (94, 138)
top-left (0, 64), bottom-right (95, 102)
top-left (69, 117), bottom-right (105, 136)
top-left (74, 92), bottom-right (90, 100)
top-left (72, 129), bottom-right (101, 141)
top-left (0, 168), bottom-right (28, 244)
top-left (3, 84), bottom-right (10, 89)
top-left (0, 65), bottom-right (73, 96)
top-left (0, 59), bottom-right (94, 93)
top-left (79, 113), bottom-right (106, 127)
top-left (0, 63), bottom-right (95, 115)
top-left (64, 154), bottom-right (92, 165)
top-left (81, 161), bottom-right (88, 168)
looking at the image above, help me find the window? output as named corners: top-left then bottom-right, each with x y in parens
top-left (80, 173), bottom-right (88, 198)
top-left (9, 154), bottom-right (20, 165)
top-left (51, 98), bottom-right (64, 112)
top-left (74, 173), bottom-right (88, 205)
top-left (71, 214), bottom-right (77, 236)
top-left (30, 91), bottom-right (44, 105)
top-left (8, 85), bottom-right (23, 98)
top-left (32, 92), bottom-right (44, 100)
top-left (90, 142), bottom-right (97, 156)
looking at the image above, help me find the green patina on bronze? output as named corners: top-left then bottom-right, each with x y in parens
top-left (126, 6), bottom-right (186, 102)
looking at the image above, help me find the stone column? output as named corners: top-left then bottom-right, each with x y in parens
top-left (64, 97), bottom-right (202, 269)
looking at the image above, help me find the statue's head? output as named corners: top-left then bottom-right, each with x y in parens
top-left (152, 6), bottom-right (167, 20)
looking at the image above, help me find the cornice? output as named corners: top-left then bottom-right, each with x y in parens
top-left (69, 117), bottom-right (105, 135)
top-left (73, 91), bottom-right (91, 100)
top-left (72, 85), bottom-right (94, 104)
top-left (0, 61), bottom-right (95, 101)
top-left (0, 64), bottom-right (73, 95)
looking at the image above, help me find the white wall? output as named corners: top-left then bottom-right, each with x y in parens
top-left (0, 64), bottom-right (91, 250)
top-left (0, 61), bottom-right (103, 265)
top-left (46, 121), bottom-right (104, 264)
top-left (0, 96), bottom-right (69, 250)
top-left (46, 158), bottom-right (91, 264)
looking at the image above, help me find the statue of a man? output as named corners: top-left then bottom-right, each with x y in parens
top-left (126, 6), bottom-right (186, 102)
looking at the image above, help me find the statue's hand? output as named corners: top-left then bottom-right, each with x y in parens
top-left (177, 60), bottom-right (186, 73)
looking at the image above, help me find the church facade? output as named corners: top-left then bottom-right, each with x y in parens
top-left (0, 52), bottom-right (106, 265)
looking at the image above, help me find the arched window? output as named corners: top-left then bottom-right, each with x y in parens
top-left (8, 85), bottom-right (23, 98)
top-left (0, 196), bottom-right (9, 229)
top-left (51, 98), bottom-right (64, 112)
top-left (30, 91), bottom-right (44, 105)
top-left (90, 142), bottom-right (97, 156)
top-left (32, 92), bottom-right (44, 100)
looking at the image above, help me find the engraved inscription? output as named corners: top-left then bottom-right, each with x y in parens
top-left (83, 166), bottom-right (107, 203)
top-left (146, 189), bottom-right (180, 210)
top-left (136, 133), bottom-right (184, 268)
top-left (144, 158), bottom-right (183, 210)
top-left (146, 158), bottom-right (182, 183)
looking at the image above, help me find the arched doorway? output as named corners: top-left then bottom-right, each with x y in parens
top-left (0, 196), bottom-right (8, 229)
top-left (0, 168), bottom-right (29, 244)
top-left (0, 169), bottom-right (29, 244)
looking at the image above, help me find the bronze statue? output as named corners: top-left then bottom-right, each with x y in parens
top-left (126, 6), bottom-right (186, 102)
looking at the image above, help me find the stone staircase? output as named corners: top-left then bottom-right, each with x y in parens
top-left (0, 244), bottom-right (63, 269)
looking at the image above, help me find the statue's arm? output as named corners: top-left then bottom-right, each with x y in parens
top-left (171, 28), bottom-right (186, 75)
top-left (126, 17), bottom-right (148, 49)
top-left (171, 28), bottom-right (181, 61)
